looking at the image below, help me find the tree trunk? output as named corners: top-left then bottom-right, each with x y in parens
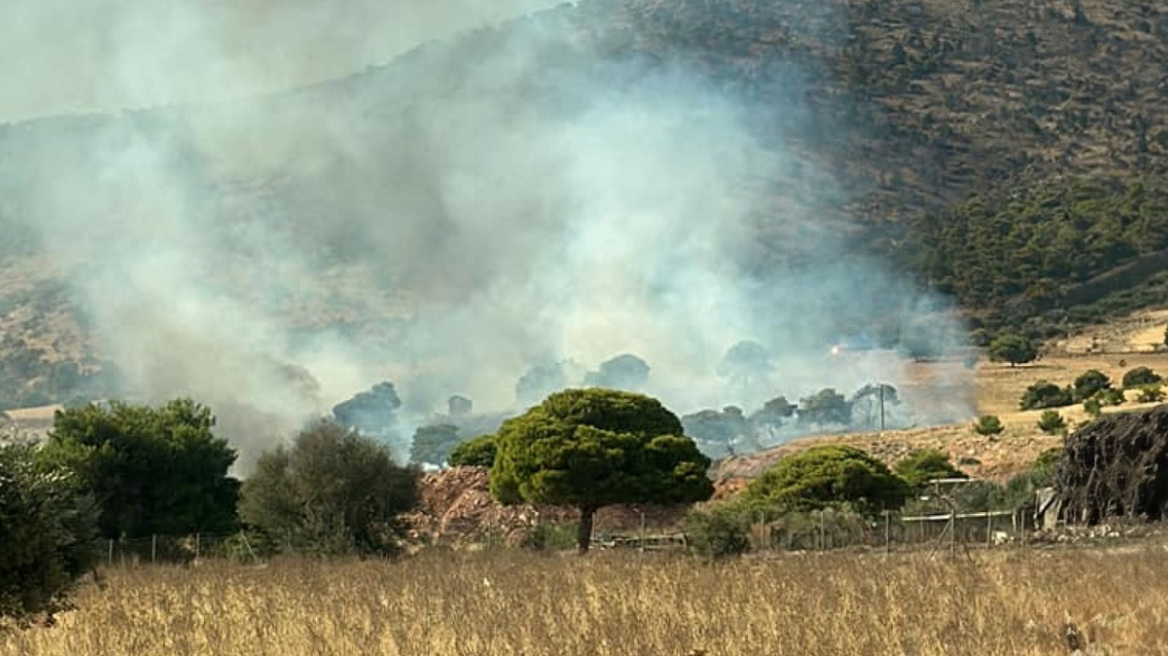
top-left (576, 506), bottom-right (596, 554)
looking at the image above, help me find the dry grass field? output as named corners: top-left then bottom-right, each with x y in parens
top-left (5, 547), bottom-right (1168, 656)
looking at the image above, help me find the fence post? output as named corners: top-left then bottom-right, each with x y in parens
top-left (108, 538), bottom-right (114, 565)
top-left (986, 511), bottom-right (993, 548)
top-left (151, 535), bottom-right (157, 563)
top-left (884, 511), bottom-right (891, 555)
top-left (195, 533), bottom-right (201, 560)
top-left (818, 510), bottom-right (825, 551)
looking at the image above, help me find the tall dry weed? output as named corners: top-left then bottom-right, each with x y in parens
top-left (3, 546), bottom-right (1166, 655)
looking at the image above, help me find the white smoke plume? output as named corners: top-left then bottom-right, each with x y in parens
top-left (0, 0), bottom-right (975, 470)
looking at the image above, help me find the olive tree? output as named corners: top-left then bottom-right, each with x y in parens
top-left (489, 388), bottom-right (713, 553)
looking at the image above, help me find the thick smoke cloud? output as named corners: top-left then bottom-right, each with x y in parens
top-left (0, 0), bottom-right (975, 469)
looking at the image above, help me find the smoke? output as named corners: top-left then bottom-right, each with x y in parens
top-left (0, 0), bottom-right (976, 470)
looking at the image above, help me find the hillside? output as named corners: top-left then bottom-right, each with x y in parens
top-left (2, 0), bottom-right (1168, 412)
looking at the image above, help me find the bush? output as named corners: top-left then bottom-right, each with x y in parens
top-left (972, 415), bottom-right (1004, 435)
top-left (1072, 370), bottom-right (1112, 402)
top-left (988, 332), bottom-right (1038, 366)
top-left (1037, 410), bottom-right (1067, 435)
top-left (894, 449), bottom-right (967, 489)
top-left (1096, 387), bottom-right (1126, 406)
top-left (1122, 366), bottom-right (1163, 388)
top-left (742, 445), bottom-right (910, 515)
top-left (1083, 397), bottom-right (1103, 418)
top-left (1019, 381), bottom-right (1073, 410)
top-left (239, 420), bottom-right (420, 556)
top-left (682, 502), bottom-right (752, 559)
top-left (0, 443), bottom-right (100, 627)
top-left (1137, 386), bottom-right (1165, 403)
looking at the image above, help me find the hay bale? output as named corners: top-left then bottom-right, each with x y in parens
top-left (1056, 405), bottom-right (1168, 524)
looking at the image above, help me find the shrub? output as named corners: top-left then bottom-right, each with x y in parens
top-left (682, 502), bottom-right (752, 559)
top-left (988, 332), bottom-right (1038, 366)
top-left (0, 443), bottom-right (100, 627)
top-left (1096, 387), bottom-right (1126, 406)
top-left (1137, 386), bottom-right (1165, 403)
top-left (1122, 366), bottom-right (1163, 388)
top-left (973, 415), bottom-right (1004, 435)
top-left (1083, 397), bottom-right (1103, 418)
top-left (1037, 410), bottom-right (1067, 435)
top-left (894, 449), bottom-right (967, 489)
top-left (1019, 381), bottom-right (1073, 410)
top-left (743, 445), bottom-right (910, 515)
top-left (239, 420), bottom-right (419, 556)
top-left (448, 434), bottom-right (497, 468)
top-left (1072, 370), bottom-right (1112, 402)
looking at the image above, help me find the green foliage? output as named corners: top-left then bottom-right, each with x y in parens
top-left (408, 424), bottom-right (461, 466)
top-left (796, 388), bottom-right (852, 427)
top-left (0, 443), bottom-right (100, 627)
top-left (1122, 366), bottom-right (1163, 388)
top-left (1037, 410), bottom-right (1067, 434)
top-left (908, 177), bottom-right (1168, 315)
top-left (518, 523), bottom-right (578, 552)
top-left (488, 388), bottom-right (713, 552)
top-left (1083, 397), bottom-right (1103, 418)
top-left (1096, 387), bottom-right (1126, 406)
top-left (682, 502), bottom-right (753, 559)
top-left (972, 414), bottom-right (1004, 436)
top-left (239, 420), bottom-right (419, 556)
top-left (1072, 370), bottom-right (1112, 402)
top-left (742, 445), bottom-right (911, 516)
top-left (1031, 447), bottom-right (1063, 483)
top-left (39, 399), bottom-right (239, 539)
top-left (988, 332), bottom-right (1038, 367)
top-left (894, 449), bottom-right (967, 489)
top-left (1137, 386), bottom-right (1165, 403)
top-left (448, 434), bottom-right (497, 468)
top-left (1019, 381), bottom-right (1073, 410)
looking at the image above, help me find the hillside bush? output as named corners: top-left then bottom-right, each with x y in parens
top-left (1096, 387), bottom-right (1126, 406)
top-left (682, 502), bottom-right (753, 559)
top-left (1137, 386), bottom-right (1165, 403)
top-left (1072, 370), bottom-right (1112, 401)
top-left (1037, 410), bottom-right (1067, 435)
top-left (448, 434), bottom-right (497, 468)
top-left (1019, 381), bottom-right (1073, 410)
top-left (1083, 397), bottom-right (1103, 418)
top-left (1122, 366), bottom-right (1162, 388)
top-left (0, 443), bottom-right (100, 627)
top-left (893, 449), bottom-right (966, 489)
top-left (972, 414), bottom-right (1004, 436)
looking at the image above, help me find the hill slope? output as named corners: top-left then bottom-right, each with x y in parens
top-left (2, 0), bottom-right (1168, 413)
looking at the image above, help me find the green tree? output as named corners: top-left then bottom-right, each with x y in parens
top-left (972, 414), bottom-right (1004, 435)
top-left (682, 501), bottom-right (752, 559)
top-left (408, 424), bottom-right (461, 466)
top-left (988, 332), bottom-right (1038, 367)
top-left (1037, 410), bottom-right (1067, 434)
top-left (1019, 381), bottom-right (1073, 410)
top-left (239, 420), bottom-right (419, 556)
top-left (489, 389), bottom-right (713, 553)
top-left (448, 434), bottom-right (497, 468)
top-left (1122, 366), bottom-right (1163, 388)
top-left (39, 399), bottom-right (239, 539)
top-left (1072, 370), bottom-right (1112, 402)
top-left (1137, 386), bottom-right (1165, 403)
top-left (894, 449), bottom-right (967, 489)
top-left (0, 442), bottom-right (100, 627)
top-left (742, 445), bottom-right (911, 515)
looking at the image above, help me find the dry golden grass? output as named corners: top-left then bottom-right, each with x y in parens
top-left (5, 547), bottom-right (1168, 656)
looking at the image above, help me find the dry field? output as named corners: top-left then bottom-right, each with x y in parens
top-left (5, 547), bottom-right (1168, 656)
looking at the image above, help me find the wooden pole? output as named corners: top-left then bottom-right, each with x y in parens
top-left (108, 538), bottom-right (114, 565)
top-left (885, 510), bottom-right (891, 555)
top-left (151, 535), bottom-right (157, 563)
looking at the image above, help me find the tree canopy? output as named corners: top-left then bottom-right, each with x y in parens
top-left (39, 399), bottom-right (239, 539)
top-left (988, 332), bottom-right (1038, 367)
top-left (409, 424), bottom-right (461, 466)
top-left (743, 445), bottom-right (910, 515)
top-left (489, 388), bottom-right (713, 552)
top-left (0, 443), bottom-right (100, 627)
top-left (239, 420), bottom-right (419, 556)
top-left (894, 449), bottom-right (966, 490)
top-left (448, 434), bottom-right (498, 468)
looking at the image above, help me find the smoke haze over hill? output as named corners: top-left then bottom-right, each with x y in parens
top-left (0, 0), bottom-right (975, 468)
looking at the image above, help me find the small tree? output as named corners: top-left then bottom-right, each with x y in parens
top-left (742, 445), bottom-right (911, 515)
top-left (240, 420), bottom-right (419, 556)
top-left (0, 443), bottom-right (100, 627)
top-left (972, 414), bottom-right (1004, 436)
top-left (1072, 370), bottom-right (1112, 402)
top-left (489, 389), bottom-right (713, 553)
top-left (1122, 366), bottom-right (1163, 389)
top-left (797, 389), bottom-right (852, 427)
top-left (894, 449), bottom-right (967, 489)
top-left (408, 424), bottom-right (461, 466)
top-left (448, 434), bottom-right (497, 468)
top-left (1019, 381), bottom-right (1073, 410)
top-left (39, 399), bottom-right (240, 539)
top-left (988, 332), bottom-right (1038, 367)
top-left (1096, 387), bottom-right (1126, 406)
top-left (1037, 410), bottom-right (1067, 434)
top-left (1083, 397), bottom-right (1103, 418)
top-left (1137, 386), bottom-right (1165, 403)
top-left (682, 502), bottom-right (752, 559)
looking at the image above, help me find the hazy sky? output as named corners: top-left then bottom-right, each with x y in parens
top-left (1, 0), bottom-right (561, 123)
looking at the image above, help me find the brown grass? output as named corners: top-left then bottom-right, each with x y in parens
top-left (5, 547), bottom-right (1168, 656)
